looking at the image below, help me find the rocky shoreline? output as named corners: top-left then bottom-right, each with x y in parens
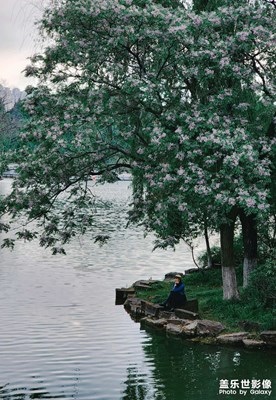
top-left (116, 273), bottom-right (276, 351)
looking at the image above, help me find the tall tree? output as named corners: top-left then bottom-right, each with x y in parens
top-left (2, 0), bottom-right (275, 299)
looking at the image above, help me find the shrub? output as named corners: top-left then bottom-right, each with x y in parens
top-left (241, 259), bottom-right (276, 307)
top-left (198, 235), bottom-right (244, 268)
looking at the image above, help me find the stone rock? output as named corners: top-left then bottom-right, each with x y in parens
top-left (217, 332), bottom-right (249, 344)
top-left (133, 280), bottom-right (160, 290)
top-left (124, 297), bottom-right (141, 309)
top-left (159, 310), bottom-right (175, 319)
top-left (182, 321), bottom-right (198, 337)
top-left (243, 339), bottom-right (265, 349)
top-left (167, 318), bottom-right (191, 326)
top-left (189, 337), bottom-right (217, 345)
top-left (134, 284), bottom-right (152, 290)
top-left (238, 320), bottom-right (261, 332)
top-left (177, 299), bottom-right (198, 313)
top-left (260, 331), bottom-right (276, 347)
top-left (164, 272), bottom-right (184, 281)
top-left (124, 297), bottom-right (143, 316)
top-left (166, 323), bottom-right (184, 336)
top-left (143, 318), bottom-right (168, 329)
top-left (181, 319), bottom-right (224, 338)
top-left (124, 297), bottom-right (141, 305)
top-left (175, 309), bottom-right (199, 320)
top-left (140, 300), bottom-right (162, 317)
top-left (116, 287), bottom-right (135, 305)
top-left (193, 319), bottom-right (225, 337)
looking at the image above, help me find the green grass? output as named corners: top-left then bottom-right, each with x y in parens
top-left (135, 267), bottom-right (275, 334)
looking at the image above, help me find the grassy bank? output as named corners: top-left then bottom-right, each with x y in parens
top-left (135, 267), bottom-right (275, 334)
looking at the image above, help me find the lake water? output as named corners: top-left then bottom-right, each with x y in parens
top-left (0, 180), bottom-right (275, 400)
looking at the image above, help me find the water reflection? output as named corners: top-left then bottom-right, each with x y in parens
top-left (0, 382), bottom-right (65, 399)
top-left (205, 351), bottom-right (221, 372)
top-left (122, 367), bottom-right (157, 400)
top-left (233, 351), bottom-right (241, 366)
top-left (122, 326), bottom-right (275, 400)
top-left (0, 180), bottom-right (275, 400)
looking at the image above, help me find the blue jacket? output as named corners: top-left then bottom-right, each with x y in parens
top-left (171, 282), bottom-right (185, 295)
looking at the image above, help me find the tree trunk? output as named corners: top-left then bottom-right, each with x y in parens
top-left (220, 214), bottom-right (240, 300)
top-left (240, 210), bottom-right (258, 288)
top-left (204, 219), bottom-right (213, 268)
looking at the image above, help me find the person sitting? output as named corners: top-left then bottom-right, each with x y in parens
top-left (160, 274), bottom-right (187, 311)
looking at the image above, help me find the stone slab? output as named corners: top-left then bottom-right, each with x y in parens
top-left (191, 319), bottom-right (225, 337)
top-left (142, 318), bottom-right (168, 329)
top-left (180, 299), bottom-right (199, 313)
top-left (141, 300), bottom-right (163, 317)
top-left (260, 331), bottom-right (276, 347)
top-left (175, 308), bottom-right (199, 320)
top-left (166, 323), bottom-right (184, 336)
top-left (243, 339), bottom-right (265, 349)
top-left (217, 332), bottom-right (249, 344)
top-left (115, 287), bottom-right (135, 305)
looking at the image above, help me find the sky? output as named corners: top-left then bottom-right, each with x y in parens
top-left (0, 0), bottom-right (191, 91)
top-left (0, 0), bottom-right (46, 90)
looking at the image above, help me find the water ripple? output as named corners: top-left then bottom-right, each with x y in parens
top-left (0, 181), bottom-right (274, 400)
